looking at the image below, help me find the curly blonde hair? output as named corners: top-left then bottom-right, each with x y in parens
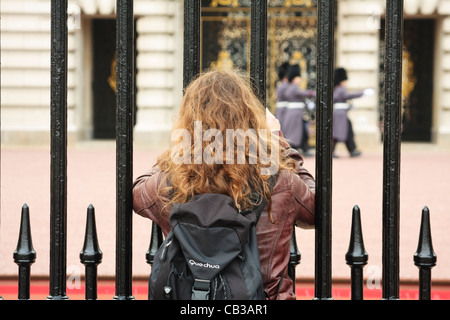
top-left (157, 68), bottom-right (295, 221)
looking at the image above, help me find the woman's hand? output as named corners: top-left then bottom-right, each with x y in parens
top-left (266, 108), bottom-right (280, 132)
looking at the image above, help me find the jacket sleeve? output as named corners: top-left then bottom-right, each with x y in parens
top-left (133, 166), bottom-right (170, 231)
top-left (284, 147), bottom-right (315, 193)
top-left (291, 171), bottom-right (315, 229)
top-left (284, 147), bottom-right (315, 229)
top-left (276, 129), bottom-right (315, 192)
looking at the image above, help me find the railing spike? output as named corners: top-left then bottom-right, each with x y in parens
top-left (14, 204), bottom-right (36, 300)
top-left (414, 206), bottom-right (436, 265)
top-left (414, 206), bottom-right (436, 300)
top-left (80, 204), bottom-right (103, 300)
top-left (80, 204), bottom-right (103, 263)
top-left (345, 205), bottom-right (368, 300)
top-left (346, 206), bottom-right (368, 263)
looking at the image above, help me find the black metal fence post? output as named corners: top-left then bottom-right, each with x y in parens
top-left (114, 0), bottom-right (135, 300)
top-left (382, 0), bottom-right (403, 300)
top-left (250, 0), bottom-right (267, 105)
top-left (345, 206), bottom-right (368, 300)
top-left (14, 204), bottom-right (36, 300)
top-left (414, 206), bottom-right (437, 300)
top-left (146, 222), bottom-right (163, 267)
top-left (48, 0), bottom-right (69, 300)
top-left (288, 231), bottom-right (301, 293)
top-left (183, 0), bottom-right (201, 88)
top-left (250, 1), bottom-right (304, 292)
top-left (314, 0), bottom-right (335, 300)
top-left (146, 222), bottom-right (163, 300)
top-left (80, 205), bottom-right (103, 300)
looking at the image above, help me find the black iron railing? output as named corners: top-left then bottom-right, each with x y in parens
top-left (49, 0), bottom-right (69, 300)
top-left (250, 0), bottom-right (268, 105)
top-left (382, 0), bottom-right (404, 300)
top-left (314, 0), bottom-right (335, 300)
top-left (80, 205), bottom-right (103, 301)
top-left (2, 0), bottom-right (438, 301)
top-left (13, 205), bottom-right (36, 300)
top-left (114, 0), bottom-right (135, 301)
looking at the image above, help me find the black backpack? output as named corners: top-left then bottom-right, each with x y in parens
top-left (148, 188), bottom-right (270, 300)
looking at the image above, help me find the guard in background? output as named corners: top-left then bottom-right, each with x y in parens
top-left (274, 62), bottom-right (291, 132)
top-left (280, 64), bottom-right (316, 157)
top-left (333, 67), bottom-right (374, 158)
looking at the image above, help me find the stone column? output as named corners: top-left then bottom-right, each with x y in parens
top-left (436, 4), bottom-right (450, 147)
top-left (133, 0), bottom-right (183, 150)
top-left (335, 0), bottom-right (384, 149)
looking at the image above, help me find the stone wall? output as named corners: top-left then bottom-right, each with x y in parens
top-left (1, 0), bottom-right (182, 149)
top-left (3, 0), bottom-right (450, 149)
top-left (336, 0), bottom-right (383, 148)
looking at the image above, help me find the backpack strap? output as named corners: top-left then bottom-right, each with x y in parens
top-left (192, 279), bottom-right (211, 300)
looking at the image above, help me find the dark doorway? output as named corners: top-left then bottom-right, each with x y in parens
top-left (92, 19), bottom-right (116, 139)
top-left (379, 19), bottom-right (435, 142)
top-left (91, 19), bottom-right (137, 139)
top-left (401, 19), bottom-right (435, 141)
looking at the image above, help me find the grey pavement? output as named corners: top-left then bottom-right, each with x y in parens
top-left (1, 141), bottom-right (449, 286)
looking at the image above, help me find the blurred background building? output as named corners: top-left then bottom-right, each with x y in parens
top-left (2, 0), bottom-right (450, 150)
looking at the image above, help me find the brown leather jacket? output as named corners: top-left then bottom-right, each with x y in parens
top-left (133, 148), bottom-right (315, 300)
